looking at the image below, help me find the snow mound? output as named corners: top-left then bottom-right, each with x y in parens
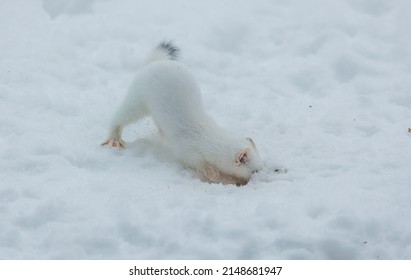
top-left (1, 0), bottom-right (410, 259)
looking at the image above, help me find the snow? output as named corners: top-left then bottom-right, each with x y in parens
top-left (1, 0), bottom-right (411, 259)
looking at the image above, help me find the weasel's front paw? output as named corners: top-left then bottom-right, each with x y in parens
top-left (101, 138), bottom-right (126, 149)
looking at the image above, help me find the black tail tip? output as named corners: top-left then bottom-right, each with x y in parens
top-left (157, 40), bottom-right (180, 60)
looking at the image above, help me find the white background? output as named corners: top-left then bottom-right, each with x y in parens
top-left (1, 260), bottom-right (411, 280)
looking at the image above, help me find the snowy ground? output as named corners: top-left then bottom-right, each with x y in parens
top-left (1, 0), bottom-right (411, 259)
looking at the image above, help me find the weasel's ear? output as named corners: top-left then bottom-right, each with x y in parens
top-left (202, 163), bottom-right (220, 183)
top-left (236, 149), bottom-right (249, 166)
top-left (246, 137), bottom-right (256, 149)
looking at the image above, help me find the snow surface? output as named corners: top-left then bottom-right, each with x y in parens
top-left (1, 0), bottom-right (411, 259)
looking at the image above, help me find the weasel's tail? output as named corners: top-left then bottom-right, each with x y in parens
top-left (145, 41), bottom-right (181, 65)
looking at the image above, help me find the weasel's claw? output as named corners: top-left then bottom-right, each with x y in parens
top-left (101, 139), bottom-right (126, 149)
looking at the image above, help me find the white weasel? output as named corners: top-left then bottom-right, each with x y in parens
top-left (102, 42), bottom-right (264, 185)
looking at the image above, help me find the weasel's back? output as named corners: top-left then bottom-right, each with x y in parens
top-left (134, 59), bottom-right (208, 137)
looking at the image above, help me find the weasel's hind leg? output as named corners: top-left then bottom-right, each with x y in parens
top-left (102, 99), bottom-right (148, 149)
top-left (101, 126), bottom-right (126, 148)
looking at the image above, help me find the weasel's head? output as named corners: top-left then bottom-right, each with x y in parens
top-left (233, 137), bottom-right (264, 184)
top-left (203, 138), bottom-right (264, 186)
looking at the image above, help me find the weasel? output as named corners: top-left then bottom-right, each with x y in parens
top-left (102, 41), bottom-right (264, 185)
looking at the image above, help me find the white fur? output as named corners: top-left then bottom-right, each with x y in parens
top-left (102, 43), bottom-right (264, 185)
